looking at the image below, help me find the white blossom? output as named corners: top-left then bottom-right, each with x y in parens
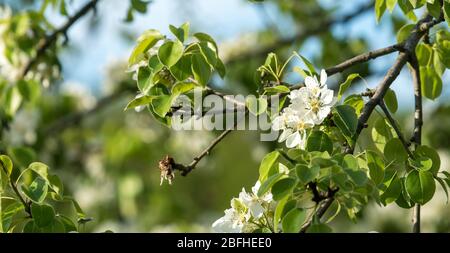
top-left (272, 69), bottom-right (336, 148)
top-left (238, 181), bottom-right (273, 219)
top-left (212, 181), bottom-right (275, 233)
top-left (212, 199), bottom-right (250, 233)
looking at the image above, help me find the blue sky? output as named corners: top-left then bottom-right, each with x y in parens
top-left (49, 0), bottom-right (449, 114)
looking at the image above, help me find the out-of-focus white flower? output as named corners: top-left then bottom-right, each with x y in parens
top-left (3, 109), bottom-right (40, 146)
top-left (61, 82), bottom-right (97, 110)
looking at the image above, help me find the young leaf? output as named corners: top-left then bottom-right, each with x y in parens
top-left (414, 145), bottom-right (440, 175)
top-left (375, 0), bottom-right (387, 23)
top-left (0, 155), bottom-right (13, 177)
top-left (21, 177), bottom-right (48, 203)
top-left (384, 88), bottom-right (398, 113)
top-left (295, 164), bottom-right (320, 184)
top-left (281, 208), bottom-right (306, 233)
top-left (169, 22), bottom-right (190, 43)
top-left (258, 151), bottom-right (280, 182)
top-left (405, 169), bottom-right (436, 205)
top-left (338, 73), bottom-right (360, 100)
top-left (31, 203), bottom-right (55, 228)
top-left (125, 95), bottom-right (155, 111)
top-left (191, 53), bottom-right (212, 86)
top-left (272, 178), bottom-right (296, 201)
top-left (384, 138), bottom-right (409, 164)
top-left (366, 150), bottom-right (385, 185)
top-left (169, 55), bottom-right (192, 81)
top-left (306, 131), bottom-right (333, 154)
top-left (420, 66), bottom-right (442, 100)
top-left (332, 105), bottom-right (358, 139)
top-left (372, 118), bottom-right (395, 152)
top-left (158, 40), bottom-right (184, 67)
top-left (129, 29), bottom-right (164, 66)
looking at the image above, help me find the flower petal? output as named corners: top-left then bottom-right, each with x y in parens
top-left (320, 69), bottom-right (327, 86)
top-left (286, 131), bottom-right (301, 148)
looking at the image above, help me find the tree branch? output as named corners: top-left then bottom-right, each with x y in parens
top-left (304, 14), bottom-right (443, 231)
top-left (409, 54), bottom-right (422, 233)
top-left (225, 1), bottom-right (373, 65)
top-left (21, 0), bottom-right (100, 77)
top-left (378, 101), bottom-right (414, 158)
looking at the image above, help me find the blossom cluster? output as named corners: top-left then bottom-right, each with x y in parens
top-left (212, 181), bottom-right (275, 233)
top-left (272, 69), bottom-right (336, 149)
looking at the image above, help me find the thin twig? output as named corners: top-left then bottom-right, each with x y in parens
top-left (21, 0), bottom-right (99, 77)
top-left (378, 101), bottom-right (414, 158)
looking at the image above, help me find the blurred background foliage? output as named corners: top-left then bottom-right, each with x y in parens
top-left (0, 0), bottom-right (449, 232)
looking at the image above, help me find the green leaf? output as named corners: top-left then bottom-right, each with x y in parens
top-left (215, 58), bottom-right (227, 78)
top-left (129, 29), bottom-right (164, 66)
top-left (420, 66), bottom-right (442, 100)
top-left (191, 53), bottom-right (212, 86)
top-left (375, 0), bottom-right (387, 23)
top-left (416, 43), bottom-right (433, 66)
top-left (427, 0), bottom-right (442, 19)
top-left (414, 145), bottom-right (440, 175)
top-left (396, 24), bottom-right (415, 42)
top-left (293, 52), bottom-right (316, 76)
top-left (264, 85), bottom-right (290, 94)
top-left (169, 55), bottom-right (192, 81)
top-left (158, 40), bottom-right (184, 67)
top-left (306, 131), bottom-right (333, 154)
top-left (258, 173), bottom-right (286, 197)
top-left (258, 151), bottom-right (280, 182)
top-left (31, 203), bottom-right (55, 228)
top-left (343, 94), bottom-right (364, 115)
top-left (137, 66), bottom-right (152, 93)
top-left (444, 0), bottom-right (450, 26)
top-left (198, 42), bottom-right (218, 67)
top-left (306, 223), bottom-right (332, 233)
top-left (151, 94), bottom-right (177, 117)
top-left (193, 32), bottom-right (219, 53)
top-left (332, 105), bottom-right (358, 140)
top-left (1, 202), bottom-right (24, 232)
top-left (396, 177), bottom-right (414, 209)
top-left (281, 208), bottom-right (306, 233)
top-left (0, 155), bottom-right (13, 177)
top-left (384, 138), bottom-right (409, 164)
top-left (245, 96), bottom-right (268, 116)
top-left (380, 172), bottom-right (402, 205)
top-left (295, 164), bottom-right (320, 184)
top-left (171, 81), bottom-right (196, 95)
top-left (387, 0), bottom-right (398, 12)
top-left (124, 95), bottom-right (155, 111)
top-left (398, 0), bottom-right (417, 21)
top-left (405, 169), bottom-right (436, 205)
top-left (338, 73), bottom-right (360, 100)
top-left (48, 174), bottom-right (63, 197)
top-left (384, 88), bottom-right (398, 113)
top-left (8, 147), bottom-right (36, 168)
top-left (28, 162), bottom-right (49, 180)
top-left (17, 79), bottom-right (40, 102)
top-left (272, 178), bottom-right (296, 201)
top-left (273, 196), bottom-right (289, 232)
top-left (366, 150), bottom-right (385, 185)
top-left (169, 22), bottom-right (190, 43)
top-left (58, 215), bottom-right (78, 232)
top-left (408, 157), bottom-right (432, 171)
top-left (21, 177), bottom-right (48, 203)
top-left (372, 118), bottom-right (395, 152)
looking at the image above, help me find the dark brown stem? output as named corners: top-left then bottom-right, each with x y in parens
top-left (21, 0), bottom-right (99, 77)
top-left (325, 43), bottom-right (403, 76)
top-left (409, 54), bottom-right (422, 233)
top-left (378, 101), bottom-right (414, 158)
